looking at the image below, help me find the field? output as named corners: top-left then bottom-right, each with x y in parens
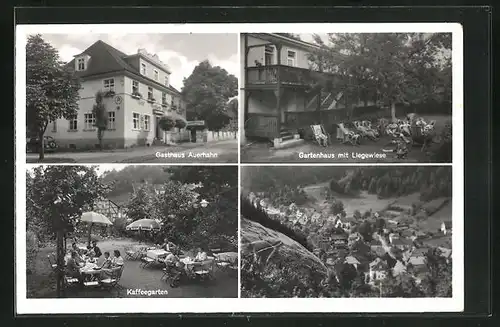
top-left (302, 180), bottom-right (452, 237)
top-left (303, 182), bottom-right (401, 218)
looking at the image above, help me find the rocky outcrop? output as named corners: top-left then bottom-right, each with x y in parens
top-left (241, 218), bottom-right (328, 274)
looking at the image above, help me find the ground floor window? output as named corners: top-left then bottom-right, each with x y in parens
top-left (84, 113), bottom-right (96, 130)
top-left (133, 112), bottom-right (140, 130)
top-left (68, 117), bottom-right (78, 131)
top-left (51, 120), bottom-right (57, 132)
top-left (108, 111), bottom-right (116, 129)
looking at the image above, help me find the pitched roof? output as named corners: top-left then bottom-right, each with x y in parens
top-left (369, 258), bottom-right (387, 270)
top-left (345, 256), bottom-right (361, 265)
top-left (67, 40), bottom-right (135, 78)
top-left (392, 238), bottom-right (413, 246)
top-left (409, 256), bottom-right (426, 266)
top-left (67, 40), bottom-right (181, 95)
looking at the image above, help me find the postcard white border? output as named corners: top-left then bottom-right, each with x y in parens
top-left (16, 22), bottom-right (463, 314)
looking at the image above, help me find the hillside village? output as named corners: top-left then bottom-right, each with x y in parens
top-left (241, 167), bottom-right (452, 297)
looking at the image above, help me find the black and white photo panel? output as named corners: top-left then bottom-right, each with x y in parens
top-left (240, 30), bottom-right (458, 164)
top-left (22, 165), bottom-right (238, 302)
top-left (241, 166), bottom-right (456, 300)
top-left (18, 25), bottom-right (239, 164)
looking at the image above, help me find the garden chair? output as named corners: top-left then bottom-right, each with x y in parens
top-left (362, 120), bottom-right (380, 138)
top-left (47, 253), bottom-right (58, 274)
top-left (64, 275), bottom-right (80, 291)
top-left (337, 123), bottom-right (360, 146)
top-left (193, 259), bottom-right (214, 282)
top-left (310, 124), bottom-right (330, 147)
top-left (140, 256), bottom-right (155, 269)
top-left (100, 265), bottom-right (125, 294)
top-left (125, 246), bottom-right (140, 260)
top-left (353, 121), bottom-right (377, 141)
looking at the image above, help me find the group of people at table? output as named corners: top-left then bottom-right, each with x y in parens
top-left (148, 238), bottom-right (212, 280)
top-left (65, 240), bottom-right (124, 285)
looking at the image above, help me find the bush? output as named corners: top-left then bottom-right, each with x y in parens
top-left (158, 116), bottom-right (175, 132)
top-left (112, 217), bottom-right (129, 237)
top-left (26, 230), bottom-right (39, 274)
top-left (330, 199), bottom-right (346, 217)
top-left (175, 119), bottom-right (187, 129)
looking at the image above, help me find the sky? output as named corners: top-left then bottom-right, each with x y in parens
top-left (40, 33), bottom-right (239, 90)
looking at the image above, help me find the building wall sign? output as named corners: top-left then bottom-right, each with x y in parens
top-left (187, 120), bottom-right (206, 126)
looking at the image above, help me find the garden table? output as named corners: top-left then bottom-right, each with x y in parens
top-left (147, 249), bottom-right (169, 260)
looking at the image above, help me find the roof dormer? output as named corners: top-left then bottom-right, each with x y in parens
top-left (74, 54), bottom-right (91, 72)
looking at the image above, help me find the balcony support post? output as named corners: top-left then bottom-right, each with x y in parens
top-left (244, 34), bottom-right (249, 126)
top-left (317, 88), bottom-right (322, 124)
top-left (274, 88), bottom-right (283, 138)
top-left (275, 42), bottom-right (283, 139)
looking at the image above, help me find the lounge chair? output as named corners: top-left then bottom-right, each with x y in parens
top-left (337, 123), bottom-right (360, 146)
top-left (310, 124), bottom-right (330, 147)
top-left (354, 121), bottom-right (377, 141)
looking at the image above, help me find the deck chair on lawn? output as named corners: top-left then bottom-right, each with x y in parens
top-left (100, 265), bottom-right (125, 294)
top-left (310, 124), bottom-right (331, 147)
top-left (337, 123), bottom-right (360, 146)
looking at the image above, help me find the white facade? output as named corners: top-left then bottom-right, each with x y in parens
top-left (46, 54), bottom-right (185, 149)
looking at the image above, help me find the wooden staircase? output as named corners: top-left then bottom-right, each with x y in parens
top-left (273, 126), bottom-right (304, 149)
top-left (279, 127), bottom-right (295, 142)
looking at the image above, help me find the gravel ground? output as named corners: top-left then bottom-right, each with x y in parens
top-left (27, 238), bottom-right (238, 298)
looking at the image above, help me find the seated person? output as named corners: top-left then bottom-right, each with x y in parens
top-left (194, 247), bottom-right (208, 262)
top-left (111, 250), bottom-right (124, 267)
top-left (165, 252), bottom-right (185, 278)
top-left (71, 243), bottom-right (84, 264)
top-left (99, 252), bottom-right (113, 269)
top-left (65, 251), bottom-right (83, 282)
top-left (160, 238), bottom-right (176, 252)
top-left (91, 240), bottom-right (102, 258)
top-left (98, 251), bottom-right (114, 279)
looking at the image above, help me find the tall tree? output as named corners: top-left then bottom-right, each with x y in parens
top-left (181, 60), bottom-right (238, 131)
top-left (92, 91), bottom-right (107, 150)
top-left (308, 33), bottom-right (452, 120)
top-left (166, 166), bottom-right (238, 248)
top-left (125, 183), bottom-right (158, 222)
top-left (26, 34), bottom-right (81, 160)
top-left (27, 166), bottom-right (107, 297)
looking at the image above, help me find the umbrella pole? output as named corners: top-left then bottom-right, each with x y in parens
top-left (87, 222), bottom-right (93, 247)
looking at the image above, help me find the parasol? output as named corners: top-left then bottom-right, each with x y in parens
top-left (126, 218), bottom-right (161, 231)
top-left (80, 211), bottom-right (112, 246)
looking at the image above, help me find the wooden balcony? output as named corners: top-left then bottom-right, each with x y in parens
top-left (246, 65), bottom-right (319, 88)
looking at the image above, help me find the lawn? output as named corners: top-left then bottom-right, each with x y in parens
top-left (241, 114), bottom-right (451, 163)
top-left (27, 237), bottom-right (238, 298)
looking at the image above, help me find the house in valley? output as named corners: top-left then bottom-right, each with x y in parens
top-left (241, 33), bottom-right (353, 149)
top-left (46, 41), bottom-right (187, 150)
top-left (365, 258), bottom-right (388, 285)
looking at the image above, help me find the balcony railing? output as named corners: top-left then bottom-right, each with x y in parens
top-left (246, 65), bottom-right (319, 86)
